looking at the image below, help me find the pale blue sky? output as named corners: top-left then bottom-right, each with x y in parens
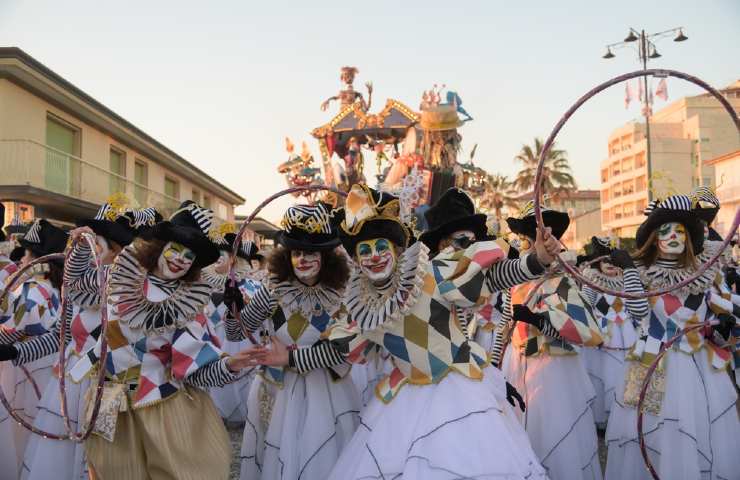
top-left (1, 0), bottom-right (738, 221)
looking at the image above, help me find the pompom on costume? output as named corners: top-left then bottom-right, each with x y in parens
top-left (605, 195), bottom-right (740, 480)
top-left (70, 201), bottom-right (237, 480)
top-left (326, 184), bottom-right (548, 480)
top-left (227, 202), bottom-right (360, 480)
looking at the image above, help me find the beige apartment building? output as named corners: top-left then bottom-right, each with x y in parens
top-left (600, 80), bottom-right (740, 238)
top-left (0, 47), bottom-right (244, 227)
top-left (704, 149), bottom-right (740, 237)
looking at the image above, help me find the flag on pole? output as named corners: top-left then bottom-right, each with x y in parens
top-left (655, 78), bottom-right (668, 101)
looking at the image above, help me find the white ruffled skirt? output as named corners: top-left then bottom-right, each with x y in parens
top-left (209, 330), bottom-right (255, 423)
top-left (239, 367), bottom-right (361, 480)
top-left (328, 369), bottom-right (548, 480)
top-left (605, 349), bottom-right (740, 480)
top-left (350, 354), bottom-right (392, 409)
top-left (20, 367), bottom-right (88, 480)
top-left (0, 355), bottom-right (54, 480)
top-left (503, 348), bottom-right (602, 480)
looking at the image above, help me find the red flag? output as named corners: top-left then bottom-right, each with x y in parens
top-left (655, 78), bottom-right (668, 101)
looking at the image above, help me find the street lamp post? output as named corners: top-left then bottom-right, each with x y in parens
top-left (602, 27), bottom-right (688, 202)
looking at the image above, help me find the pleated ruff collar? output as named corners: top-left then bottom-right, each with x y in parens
top-left (270, 276), bottom-right (343, 319)
top-left (582, 267), bottom-right (623, 292)
top-left (639, 241), bottom-right (722, 296)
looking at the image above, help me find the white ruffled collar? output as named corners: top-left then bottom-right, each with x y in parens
top-left (344, 241), bottom-right (428, 332)
top-left (270, 276), bottom-right (343, 318)
top-left (201, 264), bottom-right (252, 291)
top-left (639, 243), bottom-right (722, 296)
top-left (582, 267), bottom-right (623, 291)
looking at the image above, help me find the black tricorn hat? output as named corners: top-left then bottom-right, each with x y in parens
top-left (589, 236), bottom-right (613, 259)
top-left (275, 203), bottom-right (341, 252)
top-left (689, 186), bottom-right (720, 224)
top-left (76, 203), bottom-right (160, 247)
top-left (506, 199), bottom-right (570, 240)
top-left (222, 233), bottom-right (261, 261)
top-left (141, 201), bottom-right (219, 268)
top-left (419, 188), bottom-right (487, 253)
top-left (635, 195), bottom-right (704, 254)
top-left (18, 219), bottom-right (69, 258)
top-left (334, 184), bottom-right (411, 256)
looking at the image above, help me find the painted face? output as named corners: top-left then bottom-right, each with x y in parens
top-left (95, 236), bottom-right (119, 265)
top-left (657, 222), bottom-right (686, 258)
top-left (517, 234), bottom-right (533, 252)
top-left (214, 250), bottom-right (230, 274)
top-left (157, 242), bottom-right (196, 279)
top-left (599, 260), bottom-right (620, 277)
top-left (449, 230), bottom-right (476, 251)
top-left (356, 238), bottom-right (397, 283)
top-left (291, 250), bottom-right (321, 283)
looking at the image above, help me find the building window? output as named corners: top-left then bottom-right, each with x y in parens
top-left (218, 203), bottom-right (228, 219)
top-left (109, 147), bottom-right (127, 194)
top-left (165, 176), bottom-right (180, 199)
top-left (203, 195), bottom-right (212, 209)
top-left (192, 189), bottom-right (201, 205)
top-left (134, 160), bottom-right (148, 205)
top-left (45, 115), bottom-right (81, 196)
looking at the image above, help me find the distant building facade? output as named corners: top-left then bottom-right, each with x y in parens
top-left (704, 149), bottom-right (740, 237)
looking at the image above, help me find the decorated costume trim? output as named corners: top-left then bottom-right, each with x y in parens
top-left (582, 267), bottom-right (623, 291)
top-left (639, 243), bottom-right (723, 297)
top-left (271, 276), bottom-right (343, 319)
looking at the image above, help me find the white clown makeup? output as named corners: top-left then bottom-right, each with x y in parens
top-left (95, 236), bottom-right (116, 265)
top-left (517, 234), bottom-right (533, 253)
top-left (356, 238), bottom-right (397, 284)
top-left (449, 230), bottom-right (476, 251)
top-left (214, 250), bottom-right (231, 274)
top-left (291, 250), bottom-right (321, 284)
top-left (600, 261), bottom-right (620, 277)
top-left (657, 222), bottom-right (686, 258)
top-left (157, 242), bottom-right (196, 279)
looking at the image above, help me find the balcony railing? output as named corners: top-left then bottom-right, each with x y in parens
top-left (0, 139), bottom-right (180, 216)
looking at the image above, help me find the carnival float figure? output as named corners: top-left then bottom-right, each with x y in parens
top-left (0, 219), bottom-right (67, 480)
top-left (326, 184), bottom-right (559, 480)
top-left (604, 195), bottom-right (739, 480)
top-left (320, 66), bottom-right (373, 113)
top-left (497, 201), bottom-right (612, 480)
top-left (224, 203), bottom-right (360, 480)
top-left (203, 222), bottom-right (262, 424)
top-left (277, 138), bottom-right (323, 198)
top-left (0, 201), bottom-right (159, 480)
top-left (579, 236), bottom-right (649, 429)
top-left (69, 201), bottom-right (255, 479)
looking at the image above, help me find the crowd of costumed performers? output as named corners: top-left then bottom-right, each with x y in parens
top-left (0, 181), bottom-right (737, 480)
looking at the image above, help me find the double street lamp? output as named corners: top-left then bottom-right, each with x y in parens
top-left (602, 27), bottom-right (689, 201)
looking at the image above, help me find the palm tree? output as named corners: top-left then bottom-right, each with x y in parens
top-left (479, 173), bottom-right (518, 220)
top-left (513, 137), bottom-right (577, 201)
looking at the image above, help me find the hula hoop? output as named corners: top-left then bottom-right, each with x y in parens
top-left (57, 233), bottom-right (110, 442)
top-left (228, 185), bottom-right (348, 343)
top-left (533, 69), bottom-right (740, 300)
top-left (0, 252), bottom-right (68, 440)
top-left (635, 321), bottom-right (717, 480)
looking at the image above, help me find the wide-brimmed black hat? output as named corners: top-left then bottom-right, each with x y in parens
top-left (419, 188), bottom-right (487, 252)
top-left (334, 184), bottom-right (411, 256)
top-left (635, 195), bottom-right (704, 254)
top-left (18, 219), bottom-right (68, 258)
top-left (689, 186), bottom-right (720, 224)
top-left (141, 201), bottom-right (219, 268)
top-left (506, 199), bottom-right (570, 240)
top-left (275, 203), bottom-right (341, 252)
top-left (76, 203), bottom-right (160, 247)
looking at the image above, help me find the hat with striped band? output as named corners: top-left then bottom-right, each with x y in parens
top-left (275, 203), bottom-right (340, 252)
top-left (18, 219), bottom-right (69, 259)
top-left (635, 194), bottom-right (704, 254)
top-left (208, 221), bottom-right (261, 260)
top-left (689, 185), bottom-right (720, 224)
top-left (77, 195), bottom-right (161, 247)
top-left (506, 198), bottom-right (570, 241)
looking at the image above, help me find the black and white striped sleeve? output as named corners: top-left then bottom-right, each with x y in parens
top-left (490, 291), bottom-right (512, 367)
top-left (486, 254), bottom-right (545, 293)
top-left (0, 329), bottom-right (24, 345)
top-left (623, 268), bottom-right (649, 321)
top-left (13, 307), bottom-right (72, 366)
top-left (227, 285), bottom-right (275, 341)
top-left (289, 340), bottom-right (346, 374)
top-left (186, 358), bottom-right (237, 388)
top-left (64, 243), bottom-right (107, 295)
top-left (582, 285), bottom-right (598, 308)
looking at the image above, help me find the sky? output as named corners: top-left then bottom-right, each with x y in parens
top-left (1, 0), bottom-right (738, 222)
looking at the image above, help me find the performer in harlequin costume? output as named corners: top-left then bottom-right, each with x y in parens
top-left (225, 203), bottom-right (360, 480)
top-left (605, 195), bottom-right (739, 480)
top-left (326, 184), bottom-right (559, 480)
top-left (497, 201), bottom-right (605, 480)
top-left (579, 236), bottom-right (649, 428)
top-left (0, 202), bottom-right (159, 480)
top-left (203, 222), bottom-right (262, 424)
top-left (69, 201), bottom-right (254, 479)
top-left (0, 219), bottom-right (67, 480)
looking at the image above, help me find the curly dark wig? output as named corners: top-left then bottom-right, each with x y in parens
top-left (131, 238), bottom-right (202, 283)
top-left (268, 245), bottom-right (350, 290)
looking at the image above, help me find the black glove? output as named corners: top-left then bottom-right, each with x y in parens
top-left (0, 345), bottom-right (18, 362)
top-left (512, 304), bottom-right (545, 330)
top-left (609, 249), bottom-right (635, 270)
top-left (223, 283), bottom-right (245, 313)
top-left (716, 314), bottom-right (736, 340)
top-left (506, 381), bottom-right (525, 412)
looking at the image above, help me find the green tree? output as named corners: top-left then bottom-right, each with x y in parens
top-left (479, 173), bottom-right (518, 220)
top-left (513, 137), bottom-right (577, 201)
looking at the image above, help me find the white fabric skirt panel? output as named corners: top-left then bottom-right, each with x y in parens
top-left (328, 370), bottom-right (549, 480)
top-left (503, 349), bottom-right (602, 480)
top-left (20, 372), bottom-right (89, 480)
top-left (0, 355), bottom-right (54, 480)
top-left (210, 337), bottom-right (255, 423)
top-left (605, 350), bottom-right (740, 480)
top-left (350, 355), bottom-right (392, 409)
top-left (239, 368), bottom-right (361, 480)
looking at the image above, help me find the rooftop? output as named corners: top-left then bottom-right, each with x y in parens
top-left (704, 148), bottom-right (740, 166)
